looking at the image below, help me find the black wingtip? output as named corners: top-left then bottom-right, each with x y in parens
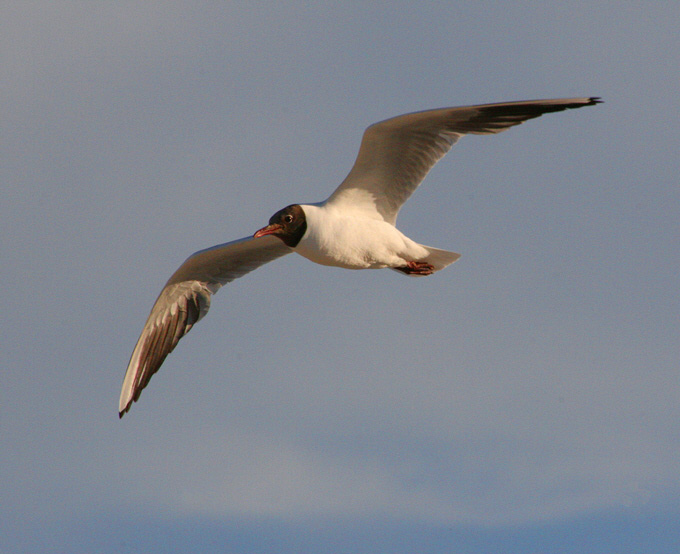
top-left (588, 96), bottom-right (603, 104)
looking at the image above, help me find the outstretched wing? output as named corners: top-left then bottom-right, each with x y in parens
top-left (119, 235), bottom-right (291, 417)
top-left (326, 97), bottom-right (601, 224)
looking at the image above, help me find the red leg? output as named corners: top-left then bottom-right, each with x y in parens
top-left (395, 261), bottom-right (435, 276)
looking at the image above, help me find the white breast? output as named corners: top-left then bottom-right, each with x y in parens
top-left (294, 204), bottom-right (429, 269)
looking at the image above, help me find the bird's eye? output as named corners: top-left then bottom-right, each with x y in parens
top-left (283, 215), bottom-right (294, 223)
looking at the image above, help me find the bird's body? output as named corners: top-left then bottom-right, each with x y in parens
top-left (292, 203), bottom-right (458, 271)
top-left (118, 96), bottom-right (601, 417)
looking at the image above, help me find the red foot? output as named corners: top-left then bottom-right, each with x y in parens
top-left (395, 261), bottom-right (435, 276)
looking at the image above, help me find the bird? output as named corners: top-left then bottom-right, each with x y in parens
top-left (118, 96), bottom-right (601, 417)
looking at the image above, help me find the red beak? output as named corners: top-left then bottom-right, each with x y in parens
top-left (253, 223), bottom-right (282, 238)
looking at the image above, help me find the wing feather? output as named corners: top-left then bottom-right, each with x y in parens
top-left (327, 97), bottom-right (601, 224)
top-left (119, 235), bottom-right (291, 417)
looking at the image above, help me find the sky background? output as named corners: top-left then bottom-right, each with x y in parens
top-left (2, 2), bottom-right (679, 553)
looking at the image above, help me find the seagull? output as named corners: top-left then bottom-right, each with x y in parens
top-left (118, 97), bottom-right (601, 417)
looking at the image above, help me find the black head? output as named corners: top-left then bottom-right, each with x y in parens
top-left (253, 204), bottom-right (307, 247)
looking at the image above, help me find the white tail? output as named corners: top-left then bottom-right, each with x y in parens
top-left (390, 244), bottom-right (461, 276)
top-left (420, 245), bottom-right (461, 272)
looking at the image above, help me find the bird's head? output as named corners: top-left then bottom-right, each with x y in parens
top-left (254, 204), bottom-right (307, 247)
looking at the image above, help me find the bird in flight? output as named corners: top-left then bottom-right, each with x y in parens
top-left (119, 97), bottom-right (601, 417)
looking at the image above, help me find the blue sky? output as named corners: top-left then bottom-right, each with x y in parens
top-left (2, 2), bottom-right (679, 553)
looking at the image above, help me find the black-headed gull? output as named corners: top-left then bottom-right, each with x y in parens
top-left (119, 97), bottom-right (601, 417)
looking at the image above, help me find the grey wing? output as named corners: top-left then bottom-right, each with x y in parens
top-left (118, 235), bottom-right (291, 417)
top-left (326, 97), bottom-right (601, 224)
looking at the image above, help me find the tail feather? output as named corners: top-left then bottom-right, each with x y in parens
top-left (420, 245), bottom-right (461, 272)
top-left (391, 244), bottom-right (461, 276)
